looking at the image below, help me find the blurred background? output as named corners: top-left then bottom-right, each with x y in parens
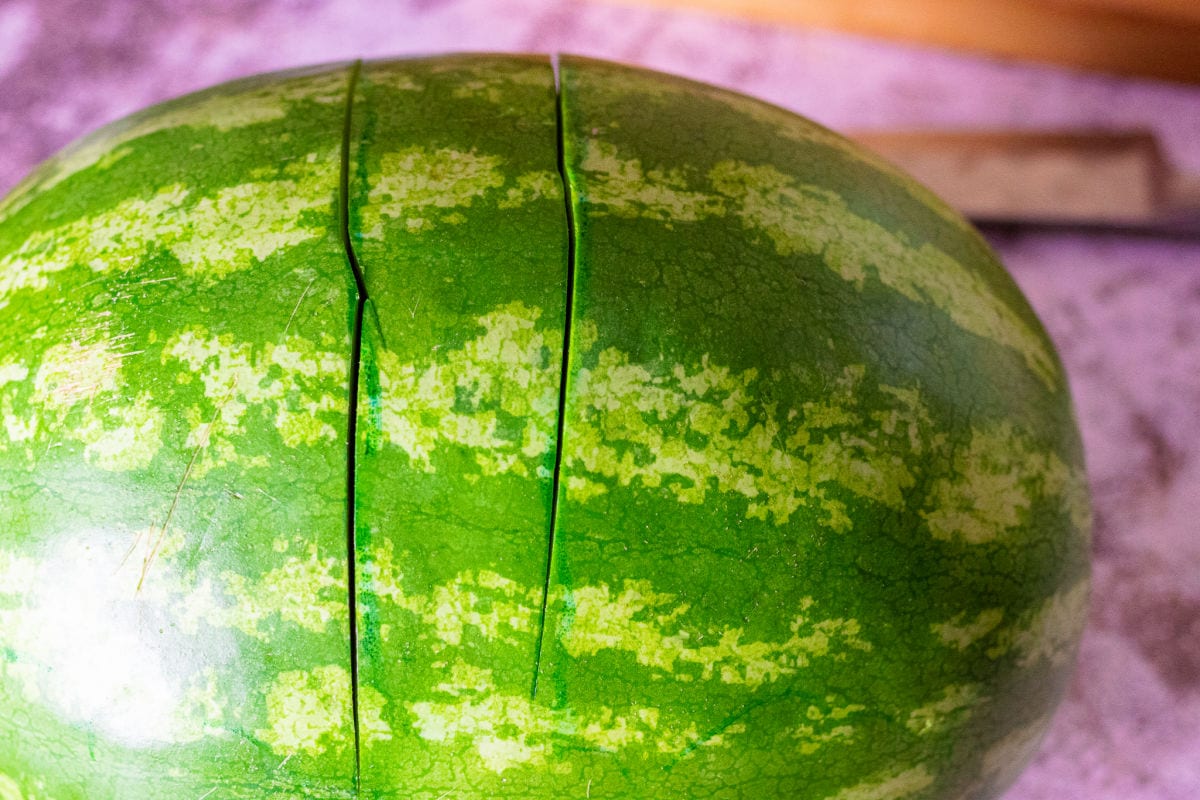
top-left (1, 1), bottom-right (1198, 797)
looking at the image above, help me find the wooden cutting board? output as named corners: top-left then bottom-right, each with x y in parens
top-left (852, 130), bottom-right (1200, 234)
top-left (619, 0), bottom-right (1200, 83)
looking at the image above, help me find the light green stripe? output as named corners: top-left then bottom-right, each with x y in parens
top-left (0, 154), bottom-right (337, 304)
top-left (573, 138), bottom-right (1058, 391)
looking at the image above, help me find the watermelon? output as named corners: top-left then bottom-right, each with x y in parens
top-left (0, 54), bottom-right (1090, 799)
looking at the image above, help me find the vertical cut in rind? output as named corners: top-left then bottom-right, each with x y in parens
top-left (0, 65), bottom-right (361, 798)
top-left (527, 55), bottom-right (1090, 799)
top-left (346, 54), bottom-right (569, 797)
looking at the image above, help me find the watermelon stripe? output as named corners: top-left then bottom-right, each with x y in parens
top-left (0, 65), bottom-right (352, 230)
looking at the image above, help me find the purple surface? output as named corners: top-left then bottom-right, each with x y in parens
top-left (2, 1), bottom-right (1199, 797)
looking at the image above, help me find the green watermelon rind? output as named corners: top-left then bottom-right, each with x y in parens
top-left (0, 54), bottom-right (1089, 800)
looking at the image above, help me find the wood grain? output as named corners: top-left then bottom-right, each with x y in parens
top-left (1051, 0), bottom-right (1200, 26)
top-left (621, 0), bottom-right (1200, 83)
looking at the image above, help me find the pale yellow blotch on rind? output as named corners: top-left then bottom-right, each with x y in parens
top-left (790, 699), bottom-right (866, 755)
top-left (561, 581), bottom-right (871, 688)
top-left (448, 65), bottom-right (559, 106)
top-left (171, 154), bottom-right (339, 280)
top-left (0, 774), bottom-right (26, 800)
top-left (374, 302), bottom-right (559, 474)
top-left (0, 184), bottom-right (181, 302)
top-left (568, 355), bottom-right (935, 526)
top-left (259, 665), bottom-right (391, 757)
top-left (497, 171), bottom-right (563, 209)
top-left (823, 765), bottom-right (936, 800)
top-left (565, 474), bottom-right (607, 504)
top-left (360, 687), bottom-right (395, 745)
top-left (362, 540), bottom-right (542, 650)
top-left (707, 160), bottom-right (1058, 391)
top-left (923, 421), bottom-right (1087, 545)
top-left (406, 675), bottom-right (735, 775)
top-left (70, 391), bottom-right (165, 471)
top-left (32, 339), bottom-right (126, 410)
top-left (164, 327), bottom-right (348, 475)
top-left (905, 683), bottom-right (984, 734)
top-left (362, 147), bottom-right (506, 239)
top-left (407, 694), bottom-right (553, 774)
top-left (574, 318), bottom-right (600, 357)
top-left (793, 724), bottom-right (857, 756)
top-left (434, 661), bottom-right (497, 698)
top-left (956, 580), bottom-right (1089, 669)
top-left (0, 402), bottom-right (36, 447)
top-left (0, 361), bottom-right (29, 387)
top-left (579, 140), bottom-right (724, 223)
top-left (24, 339), bottom-right (164, 470)
top-left (217, 544), bottom-right (346, 641)
top-left (931, 608), bottom-right (1005, 651)
top-left (1043, 450), bottom-right (1094, 538)
top-left (0, 154), bottom-right (337, 304)
top-left (1006, 580), bottom-right (1090, 668)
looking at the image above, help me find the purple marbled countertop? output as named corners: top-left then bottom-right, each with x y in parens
top-left (2, 1), bottom-right (1199, 797)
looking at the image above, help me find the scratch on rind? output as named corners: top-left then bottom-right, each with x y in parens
top-left (253, 486), bottom-right (282, 504)
top-left (197, 788), bottom-right (217, 800)
top-left (56, 324), bottom-right (143, 406)
top-left (283, 278), bottom-right (317, 336)
top-left (123, 380), bottom-right (237, 592)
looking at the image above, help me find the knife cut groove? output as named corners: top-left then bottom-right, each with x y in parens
top-left (339, 58), bottom-right (366, 791)
top-left (531, 54), bottom-right (576, 702)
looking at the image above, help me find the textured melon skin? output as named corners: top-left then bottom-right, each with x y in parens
top-left (0, 55), bottom-right (1090, 799)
